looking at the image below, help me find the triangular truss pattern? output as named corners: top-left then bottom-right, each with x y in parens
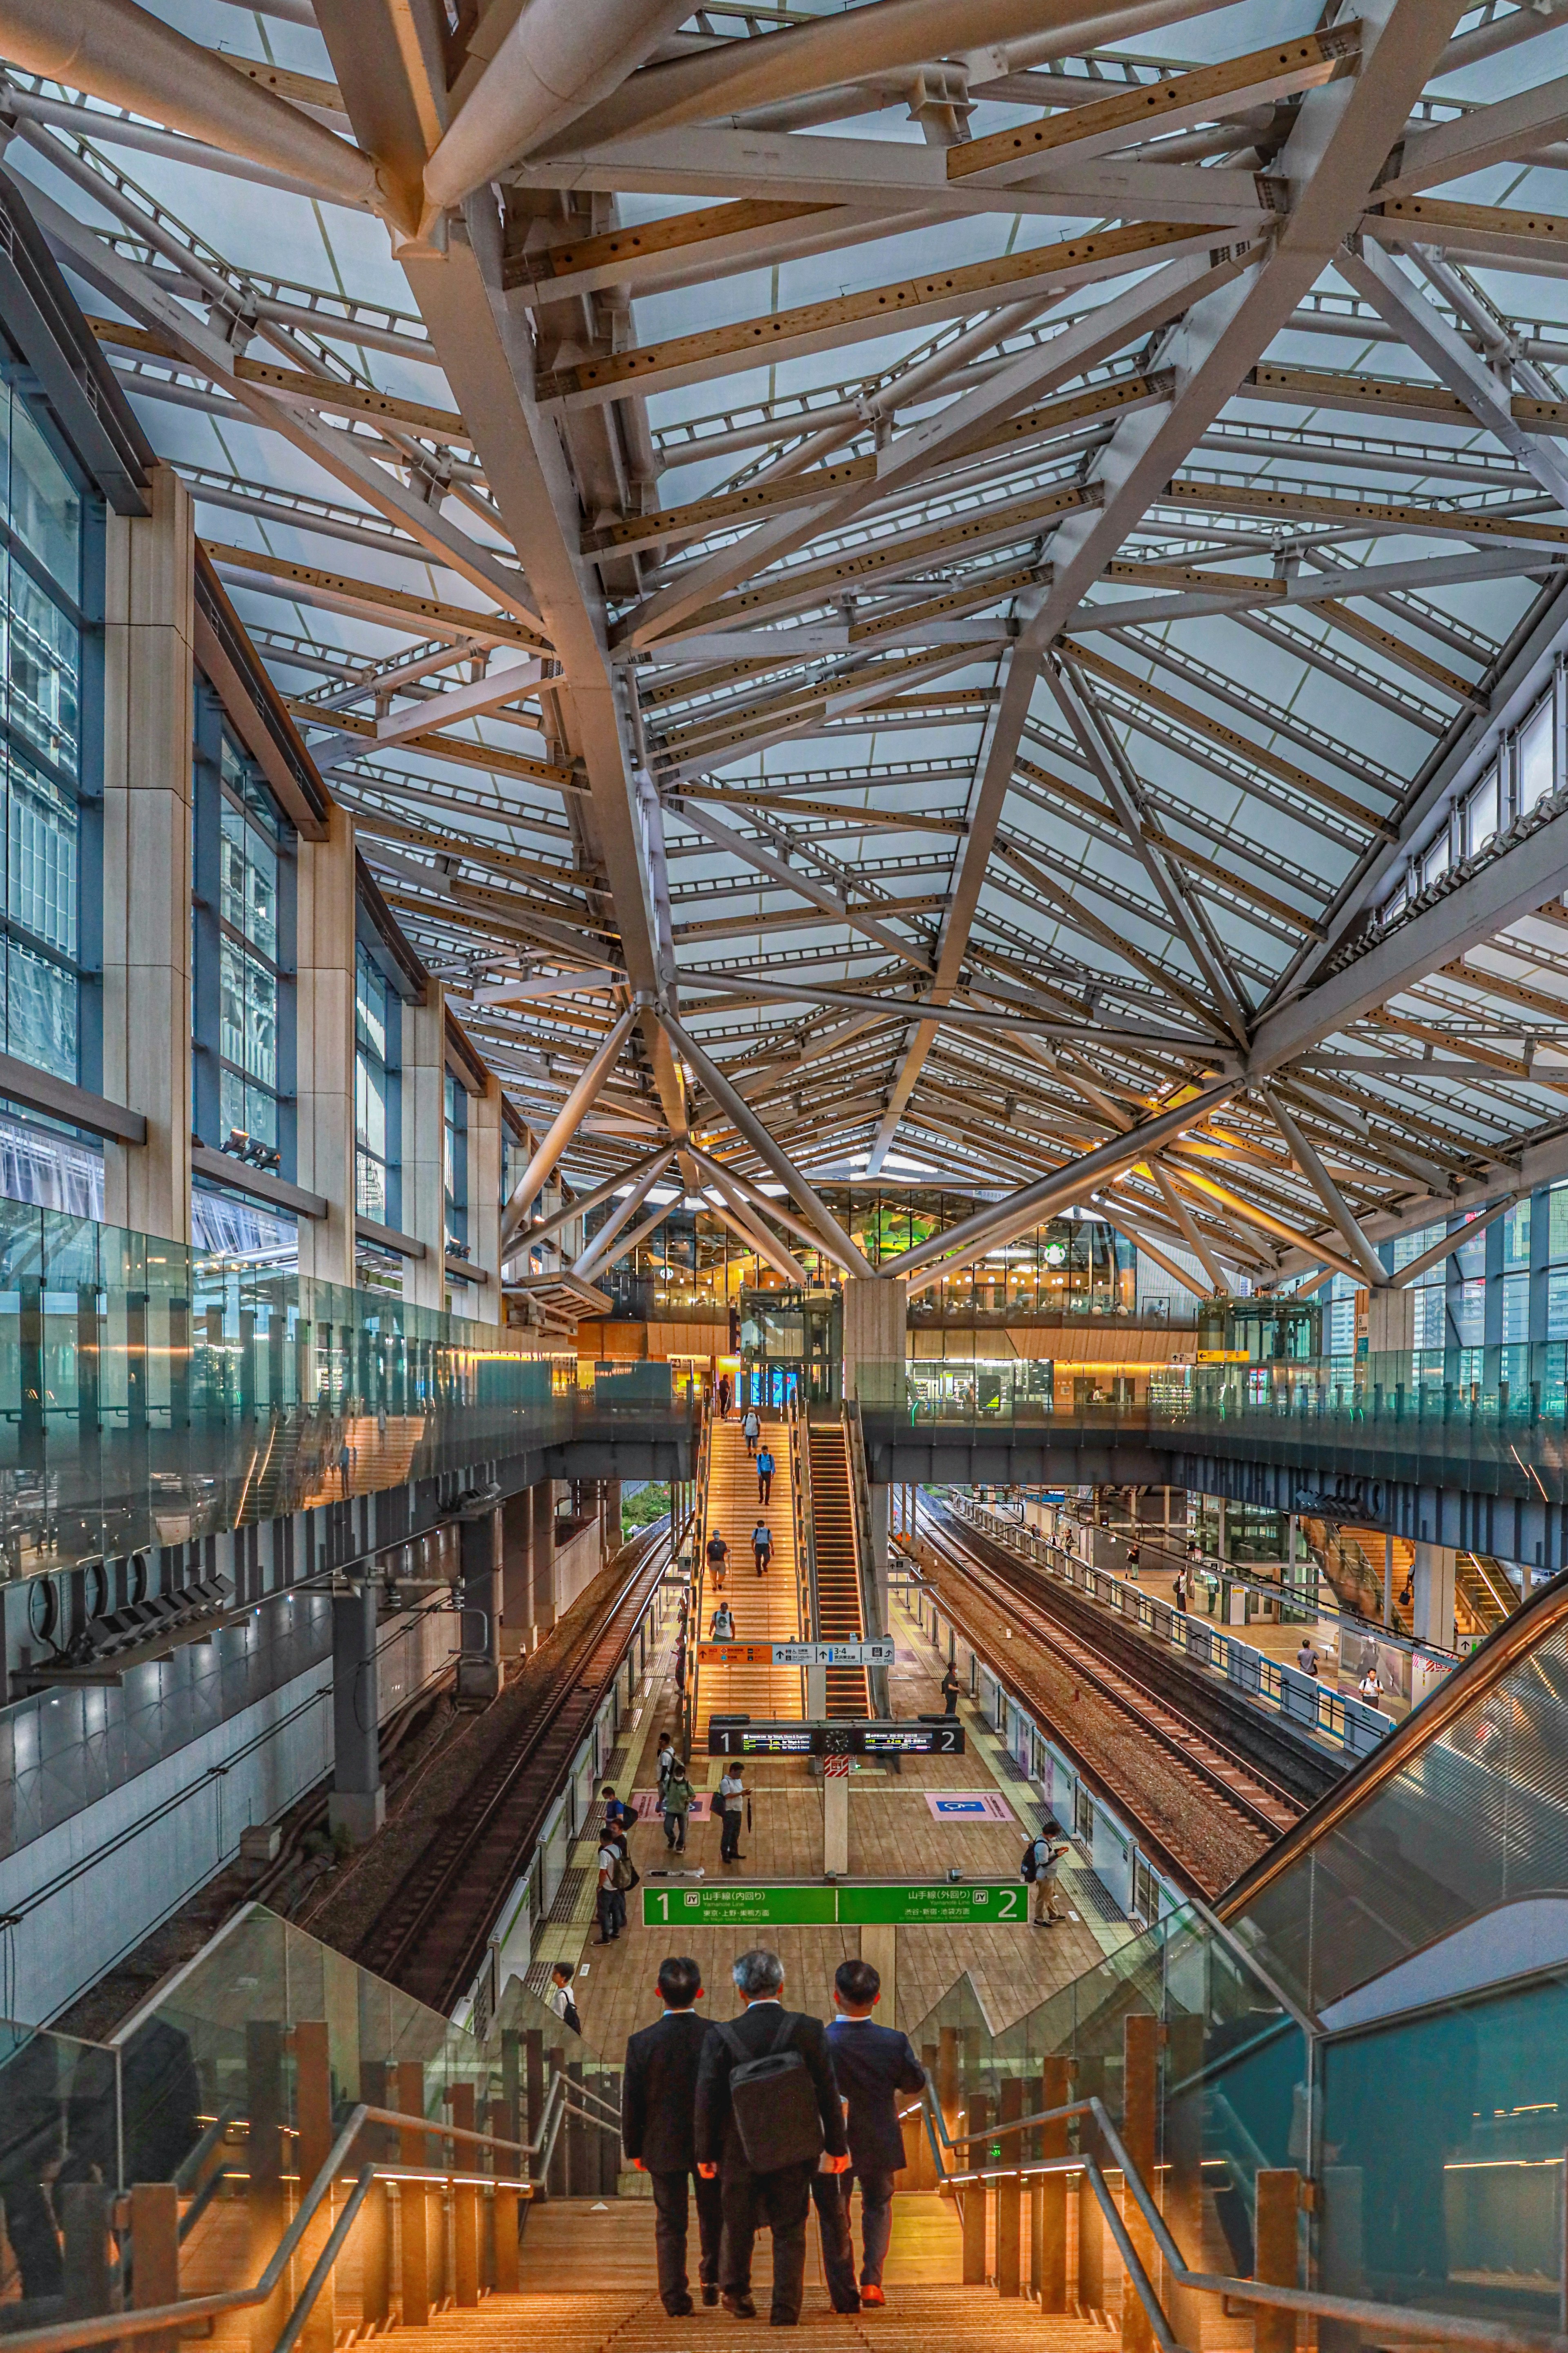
top-left (13, 0), bottom-right (1568, 1278)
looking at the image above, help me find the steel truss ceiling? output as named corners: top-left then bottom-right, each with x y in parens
top-left (11, 0), bottom-right (1568, 1283)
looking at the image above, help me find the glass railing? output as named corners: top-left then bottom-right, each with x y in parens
top-left (0, 1902), bottom-right (626, 2340)
top-left (855, 1350), bottom-right (1568, 1495)
top-left (906, 1900), bottom-right (1309, 2312)
top-left (0, 1198), bottom-right (691, 1580)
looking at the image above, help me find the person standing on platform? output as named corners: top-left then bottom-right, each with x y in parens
top-left (695, 1949), bottom-right (850, 2325)
top-left (596, 1826), bottom-right (625, 1944)
top-left (663, 1756), bottom-right (697, 1851)
top-left (826, 1958), bottom-right (927, 2308)
top-left (717, 1762), bottom-right (747, 1861)
top-left (1023, 1829), bottom-right (1069, 1925)
top-left (656, 1732), bottom-right (676, 1800)
top-left (940, 1661), bottom-right (962, 1717)
top-left (752, 1520), bottom-right (773, 1577)
top-left (1173, 1567), bottom-right (1188, 1615)
top-left (622, 1956), bottom-right (724, 2317)
top-left (755, 1442), bottom-right (775, 1505)
top-left (741, 1403), bottom-right (762, 1457)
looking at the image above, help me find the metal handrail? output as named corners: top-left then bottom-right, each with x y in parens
top-left (843, 1401), bottom-right (890, 1716)
top-left (0, 2080), bottom-right (568, 2353)
top-left (793, 1405), bottom-right (820, 1643)
top-left (686, 1406), bottom-right (713, 1755)
top-left (919, 2083), bottom-right (1568, 2353)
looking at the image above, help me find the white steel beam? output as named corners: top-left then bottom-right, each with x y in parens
top-left (658, 1006), bottom-right (876, 1278)
top-left (500, 1008), bottom-right (636, 1249)
top-left (1339, 238), bottom-right (1568, 512)
top-left (1251, 803), bottom-right (1568, 1075)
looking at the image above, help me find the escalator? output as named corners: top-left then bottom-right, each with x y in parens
top-left (910, 1559), bottom-right (1568, 2343)
top-left (805, 1419), bottom-right (869, 1715)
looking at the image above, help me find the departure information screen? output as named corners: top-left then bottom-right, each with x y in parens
top-left (705, 1719), bottom-right (965, 1756)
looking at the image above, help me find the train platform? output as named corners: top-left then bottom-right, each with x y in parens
top-left (553, 1593), bottom-right (1126, 2055)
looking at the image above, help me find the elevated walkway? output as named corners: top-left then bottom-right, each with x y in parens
top-left (693, 1412), bottom-right (803, 1738)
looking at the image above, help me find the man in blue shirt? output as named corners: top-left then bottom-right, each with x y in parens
top-left (826, 1958), bottom-right (927, 2307)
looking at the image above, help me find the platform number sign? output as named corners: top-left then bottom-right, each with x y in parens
top-left (641, 1882), bottom-right (1021, 1927)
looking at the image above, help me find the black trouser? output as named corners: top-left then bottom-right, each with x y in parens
top-left (720, 2159), bottom-right (814, 2320)
top-left (720, 1803), bottom-right (743, 1860)
top-left (758, 1471), bottom-right (773, 1503)
top-left (842, 2166), bottom-right (897, 2284)
top-left (810, 2172), bottom-right (859, 2310)
top-left (650, 2166), bottom-right (724, 2313)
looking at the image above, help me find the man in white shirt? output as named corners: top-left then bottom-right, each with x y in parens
top-left (718, 1764), bottom-right (747, 1863)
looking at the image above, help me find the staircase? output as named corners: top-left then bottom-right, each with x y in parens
top-left (1305, 1520), bottom-right (1515, 1644)
top-left (806, 1419), bottom-right (870, 1715)
top-left (694, 1412), bottom-right (803, 1738)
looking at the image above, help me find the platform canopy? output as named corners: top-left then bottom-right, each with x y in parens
top-left (14, 0), bottom-right (1568, 1284)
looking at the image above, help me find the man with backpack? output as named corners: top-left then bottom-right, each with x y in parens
top-left (752, 1519), bottom-right (773, 1576)
top-left (597, 1829), bottom-right (637, 1942)
top-left (1022, 1827), bottom-right (1069, 1925)
top-left (755, 1442), bottom-right (775, 1505)
top-left (695, 1948), bottom-right (850, 2325)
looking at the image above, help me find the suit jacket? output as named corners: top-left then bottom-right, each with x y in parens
top-left (693, 2002), bottom-right (849, 2172)
top-left (621, 2009), bottom-right (713, 2172)
top-left (826, 2018), bottom-right (927, 2174)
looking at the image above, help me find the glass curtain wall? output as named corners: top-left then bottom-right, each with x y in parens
top-left (0, 368), bottom-right (95, 1085)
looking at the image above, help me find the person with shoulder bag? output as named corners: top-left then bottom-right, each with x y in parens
top-left (694, 1949), bottom-right (850, 2324)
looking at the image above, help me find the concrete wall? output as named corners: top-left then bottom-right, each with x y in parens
top-left (0, 1599), bottom-right (457, 2029)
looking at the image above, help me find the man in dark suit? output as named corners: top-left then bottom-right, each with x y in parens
top-left (621, 1956), bottom-right (724, 2317)
top-left (826, 1958), bottom-right (928, 2307)
top-left (695, 1948), bottom-right (850, 2325)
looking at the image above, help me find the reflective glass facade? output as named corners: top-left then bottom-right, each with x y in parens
top-left (0, 371), bottom-right (94, 1084)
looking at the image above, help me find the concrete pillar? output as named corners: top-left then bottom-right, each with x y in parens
top-left (101, 464), bottom-right (194, 1242)
top-left (468, 1069), bottom-right (503, 1324)
top-left (867, 1481), bottom-right (890, 1629)
top-left (501, 1488), bottom-right (533, 1655)
top-left (295, 804), bottom-right (357, 1287)
top-left (840, 1274), bottom-right (907, 1406)
top-left (458, 1507), bottom-right (503, 1702)
top-left (328, 1581), bottom-right (383, 1843)
top-left (1367, 1285), bottom-right (1414, 1357)
top-left (1412, 1541), bottom-right (1457, 1650)
top-left (400, 984), bottom-right (447, 1311)
top-left (823, 1770), bottom-right (849, 1874)
top-left (532, 1479), bottom-right (557, 1632)
top-left (604, 1478), bottom-right (622, 1561)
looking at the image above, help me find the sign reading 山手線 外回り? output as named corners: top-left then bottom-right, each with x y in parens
top-left (641, 1882), bottom-right (1024, 1927)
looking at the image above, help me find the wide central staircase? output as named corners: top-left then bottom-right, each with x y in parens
top-left (694, 1411), bottom-right (803, 1737)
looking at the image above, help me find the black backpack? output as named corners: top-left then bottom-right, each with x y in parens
top-left (721, 2013), bottom-right (824, 2173)
top-left (1022, 1839), bottom-right (1042, 1882)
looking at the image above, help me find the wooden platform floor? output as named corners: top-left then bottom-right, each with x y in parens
top-left (570, 1604), bottom-right (1119, 2055)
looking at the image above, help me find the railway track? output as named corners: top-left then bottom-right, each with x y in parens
top-left (354, 1517), bottom-right (681, 2012)
top-left (915, 1504), bottom-right (1305, 1872)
